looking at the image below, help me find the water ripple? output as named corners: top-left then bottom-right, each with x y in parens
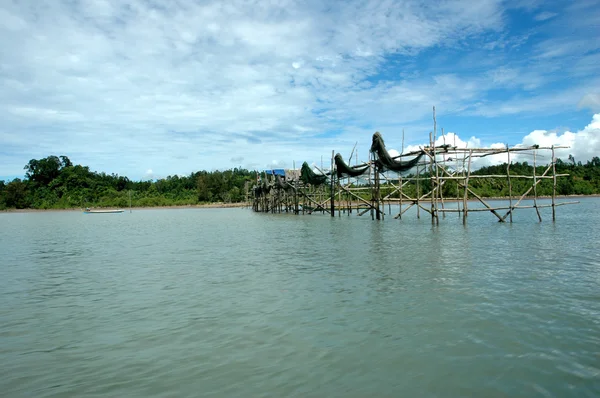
top-left (1, 204), bottom-right (599, 397)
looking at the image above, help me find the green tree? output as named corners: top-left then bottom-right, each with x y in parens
top-left (24, 155), bottom-right (71, 186)
top-left (5, 179), bottom-right (29, 208)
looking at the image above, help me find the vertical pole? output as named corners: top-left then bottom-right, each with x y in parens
top-left (376, 163), bottom-right (382, 220)
top-left (507, 145), bottom-right (513, 223)
top-left (552, 146), bottom-right (556, 222)
top-left (400, 129), bottom-right (404, 220)
top-left (129, 190), bottom-right (132, 213)
top-left (338, 176), bottom-right (342, 217)
top-left (533, 149), bottom-right (542, 222)
top-left (369, 152), bottom-right (374, 220)
top-left (432, 106), bottom-right (438, 225)
top-left (430, 132), bottom-right (435, 224)
top-left (356, 148), bottom-right (359, 214)
top-left (330, 150), bottom-right (335, 217)
top-left (463, 150), bottom-right (472, 225)
top-left (399, 173), bottom-right (402, 220)
top-left (440, 127), bottom-right (445, 219)
top-left (416, 163), bottom-right (420, 219)
top-left (455, 134), bottom-right (460, 219)
top-left (293, 161), bottom-right (298, 214)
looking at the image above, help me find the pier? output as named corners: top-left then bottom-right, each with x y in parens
top-left (251, 113), bottom-right (578, 223)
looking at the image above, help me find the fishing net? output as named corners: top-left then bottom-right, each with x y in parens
top-left (275, 175), bottom-right (292, 190)
top-left (300, 162), bottom-right (328, 185)
top-left (370, 132), bottom-right (424, 172)
top-left (334, 153), bottom-right (369, 178)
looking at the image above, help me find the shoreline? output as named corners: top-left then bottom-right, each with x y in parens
top-left (1, 194), bottom-right (597, 213)
top-left (1, 202), bottom-right (249, 213)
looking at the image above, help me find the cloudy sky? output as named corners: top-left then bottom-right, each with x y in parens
top-left (1, 0), bottom-right (599, 180)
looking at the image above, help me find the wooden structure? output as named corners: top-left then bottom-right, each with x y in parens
top-left (251, 111), bottom-right (578, 223)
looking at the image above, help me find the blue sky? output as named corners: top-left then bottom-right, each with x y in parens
top-left (1, 0), bottom-right (599, 181)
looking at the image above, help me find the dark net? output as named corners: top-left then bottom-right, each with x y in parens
top-left (334, 153), bottom-right (369, 178)
top-left (370, 132), bottom-right (424, 172)
top-left (300, 162), bottom-right (328, 185)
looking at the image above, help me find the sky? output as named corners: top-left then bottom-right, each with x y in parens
top-left (1, 0), bottom-right (599, 181)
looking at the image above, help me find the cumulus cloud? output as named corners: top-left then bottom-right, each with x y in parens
top-left (0, 0), bottom-right (598, 180)
top-left (578, 94), bottom-right (600, 112)
top-left (519, 114), bottom-right (600, 163)
top-left (396, 114), bottom-right (600, 171)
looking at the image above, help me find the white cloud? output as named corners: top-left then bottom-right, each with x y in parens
top-left (0, 0), bottom-right (597, 180)
top-left (578, 94), bottom-right (600, 112)
top-left (535, 11), bottom-right (558, 21)
top-left (400, 114), bottom-right (600, 170)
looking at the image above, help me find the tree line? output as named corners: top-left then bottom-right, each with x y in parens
top-left (1, 155), bottom-right (599, 210)
top-left (0, 155), bottom-right (257, 210)
top-left (357, 157), bottom-right (600, 200)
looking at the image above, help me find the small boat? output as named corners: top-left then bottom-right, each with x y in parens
top-left (83, 208), bottom-right (125, 214)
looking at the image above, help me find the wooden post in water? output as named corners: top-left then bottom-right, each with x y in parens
top-left (375, 165), bottom-right (382, 220)
top-left (533, 149), bottom-right (542, 222)
top-left (369, 152), bottom-right (374, 220)
top-left (432, 107), bottom-right (439, 225)
top-left (507, 145), bottom-right (513, 223)
top-left (430, 132), bottom-right (435, 224)
top-left (440, 127), bottom-right (446, 219)
top-left (552, 145), bottom-right (557, 221)
top-left (330, 150), bottom-right (335, 217)
top-left (416, 162), bottom-right (420, 219)
top-left (399, 173), bottom-right (403, 220)
top-left (400, 129), bottom-right (404, 220)
top-left (463, 150), bottom-right (472, 225)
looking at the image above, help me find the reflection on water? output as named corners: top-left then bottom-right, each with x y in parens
top-left (1, 200), bottom-right (599, 397)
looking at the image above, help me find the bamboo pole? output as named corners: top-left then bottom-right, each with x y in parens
top-left (438, 202), bottom-right (578, 212)
top-left (433, 106), bottom-right (439, 225)
top-left (455, 135), bottom-right (460, 219)
top-left (369, 152), bottom-right (374, 220)
top-left (437, 174), bottom-right (566, 180)
top-left (375, 161), bottom-right (381, 220)
top-left (430, 132), bottom-right (435, 224)
top-left (463, 150), bottom-right (472, 225)
top-left (506, 145), bottom-right (513, 222)
top-left (533, 149), bottom-right (542, 222)
top-left (501, 162), bottom-right (553, 221)
top-left (330, 150), bottom-right (335, 217)
top-left (552, 145), bottom-right (556, 221)
top-left (416, 163), bottom-right (420, 219)
top-left (439, 127), bottom-right (446, 219)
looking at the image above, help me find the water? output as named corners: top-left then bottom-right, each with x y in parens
top-left (1, 199), bottom-right (599, 397)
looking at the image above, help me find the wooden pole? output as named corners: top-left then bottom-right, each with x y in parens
top-left (369, 152), bottom-right (374, 220)
top-left (432, 107), bottom-right (439, 225)
top-left (330, 150), bottom-right (335, 217)
top-left (533, 149), bottom-right (542, 222)
top-left (440, 127), bottom-right (446, 219)
top-left (416, 162), bottom-right (420, 219)
top-left (552, 145), bottom-right (557, 221)
top-left (400, 129), bottom-right (404, 220)
top-left (455, 134), bottom-right (460, 219)
top-left (430, 132), bottom-right (435, 224)
top-left (463, 150), bottom-right (472, 225)
top-left (501, 162), bottom-right (554, 222)
top-left (375, 161), bottom-right (381, 220)
top-left (507, 145), bottom-right (513, 223)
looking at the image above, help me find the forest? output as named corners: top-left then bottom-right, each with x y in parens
top-left (1, 155), bottom-right (599, 210)
top-left (0, 156), bottom-right (256, 210)
top-left (384, 156), bottom-right (600, 200)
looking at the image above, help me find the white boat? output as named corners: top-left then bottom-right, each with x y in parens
top-left (83, 208), bottom-right (125, 214)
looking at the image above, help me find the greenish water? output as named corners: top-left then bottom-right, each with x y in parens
top-left (1, 199), bottom-right (599, 397)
